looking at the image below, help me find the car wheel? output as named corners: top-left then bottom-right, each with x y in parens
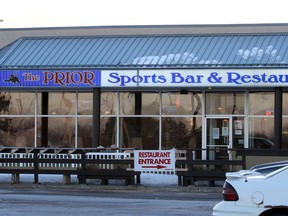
top-left (267, 211), bottom-right (288, 216)
top-left (272, 213), bottom-right (287, 216)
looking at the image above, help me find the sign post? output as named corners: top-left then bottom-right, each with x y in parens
top-left (134, 150), bottom-right (176, 172)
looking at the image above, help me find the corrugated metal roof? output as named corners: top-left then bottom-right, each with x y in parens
top-left (1, 34), bottom-right (288, 69)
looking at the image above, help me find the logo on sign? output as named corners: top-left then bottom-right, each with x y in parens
top-left (4, 74), bottom-right (22, 86)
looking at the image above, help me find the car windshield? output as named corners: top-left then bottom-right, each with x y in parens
top-left (250, 161), bottom-right (288, 175)
top-left (233, 137), bottom-right (274, 149)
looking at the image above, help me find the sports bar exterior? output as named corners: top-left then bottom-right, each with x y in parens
top-left (1, 24), bottom-right (288, 160)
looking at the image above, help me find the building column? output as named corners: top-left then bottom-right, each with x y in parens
top-left (274, 87), bottom-right (282, 149)
top-left (135, 92), bottom-right (142, 137)
top-left (41, 92), bottom-right (48, 147)
top-left (92, 88), bottom-right (101, 148)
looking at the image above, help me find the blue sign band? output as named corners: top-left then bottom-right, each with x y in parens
top-left (0, 70), bottom-right (101, 87)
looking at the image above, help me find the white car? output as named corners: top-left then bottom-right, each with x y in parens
top-left (213, 161), bottom-right (288, 216)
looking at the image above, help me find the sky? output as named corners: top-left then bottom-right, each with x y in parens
top-left (0, 0), bottom-right (288, 28)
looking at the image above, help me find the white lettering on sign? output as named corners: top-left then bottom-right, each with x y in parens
top-left (134, 150), bottom-right (176, 172)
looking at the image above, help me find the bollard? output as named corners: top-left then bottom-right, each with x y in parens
top-left (11, 173), bottom-right (20, 184)
top-left (63, 174), bottom-right (71, 184)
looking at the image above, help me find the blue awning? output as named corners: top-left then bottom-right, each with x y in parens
top-left (1, 34), bottom-right (288, 69)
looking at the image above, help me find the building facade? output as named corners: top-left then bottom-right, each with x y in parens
top-left (1, 24), bottom-right (288, 160)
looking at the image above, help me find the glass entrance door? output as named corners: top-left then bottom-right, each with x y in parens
top-left (206, 117), bottom-right (232, 160)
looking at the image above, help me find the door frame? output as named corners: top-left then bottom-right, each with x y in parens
top-left (203, 116), bottom-right (233, 159)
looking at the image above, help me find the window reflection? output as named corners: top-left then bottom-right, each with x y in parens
top-left (282, 117), bottom-right (288, 149)
top-left (48, 117), bottom-right (75, 148)
top-left (282, 92), bottom-right (288, 115)
top-left (78, 117), bottom-right (92, 148)
top-left (206, 93), bottom-right (244, 114)
top-left (0, 89), bottom-right (282, 150)
top-left (162, 117), bottom-right (202, 150)
top-left (78, 92), bottom-right (92, 115)
top-left (249, 117), bottom-right (274, 149)
top-left (120, 92), bottom-right (160, 115)
top-left (249, 92), bottom-right (274, 115)
top-left (100, 117), bottom-right (116, 148)
top-left (120, 117), bottom-right (159, 150)
top-left (162, 92), bottom-right (202, 115)
top-left (101, 92), bottom-right (117, 115)
top-left (0, 117), bottom-right (35, 147)
top-left (0, 93), bottom-right (11, 115)
top-left (49, 92), bottom-right (76, 115)
top-left (120, 92), bottom-right (135, 115)
top-left (142, 93), bottom-right (159, 115)
top-left (0, 92), bottom-right (35, 115)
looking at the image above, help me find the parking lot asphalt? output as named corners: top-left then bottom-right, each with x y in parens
top-left (0, 181), bottom-right (223, 201)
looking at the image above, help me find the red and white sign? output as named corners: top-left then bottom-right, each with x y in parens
top-left (134, 150), bottom-right (175, 172)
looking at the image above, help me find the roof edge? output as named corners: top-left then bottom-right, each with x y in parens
top-left (2, 23), bottom-right (288, 31)
top-left (3, 23), bottom-right (288, 49)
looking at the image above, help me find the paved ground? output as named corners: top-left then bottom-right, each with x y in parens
top-left (0, 173), bottom-right (224, 203)
top-left (0, 173), bottom-right (224, 194)
top-left (0, 179), bottom-right (223, 200)
top-left (0, 189), bottom-right (220, 216)
top-left (0, 180), bottom-right (223, 216)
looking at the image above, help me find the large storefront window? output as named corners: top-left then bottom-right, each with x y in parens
top-left (0, 117), bottom-right (35, 147)
top-left (282, 117), bottom-right (288, 149)
top-left (120, 117), bottom-right (159, 150)
top-left (120, 92), bottom-right (134, 115)
top-left (78, 92), bottom-right (93, 115)
top-left (282, 93), bottom-right (288, 148)
top-left (0, 92), bottom-right (36, 147)
top-left (101, 92), bottom-right (117, 115)
top-left (0, 89), bottom-right (282, 151)
top-left (162, 117), bottom-right (202, 150)
top-left (77, 92), bottom-right (93, 148)
top-left (248, 92), bottom-right (274, 149)
top-left (249, 117), bottom-right (274, 149)
top-left (142, 93), bottom-right (160, 115)
top-left (162, 92), bottom-right (202, 115)
top-left (283, 93), bottom-right (288, 115)
top-left (0, 90), bottom-right (205, 149)
top-left (78, 117), bottom-right (92, 148)
top-left (206, 92), bottom-right (244, 114)
top-left (161, 92), bottom-right (203, 150)
top-left (117, 92), bottom-right (160, 149)
top-left (100, 92), bottom-right (117, 148)
top-left (119, 92), bottom-right (159, 115)
top-left (1, 92), bottom-right (36, 115)
top-left (100, 117), bottom-right (116, 148)
top-left (48, 92), bottom-right (76, 115)
top-left (249, 92), bottom-right (274, 115)
top-left (48, 117), bottom-right (75, 148)
top-left (46, 92), bottom-right (76, 148)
